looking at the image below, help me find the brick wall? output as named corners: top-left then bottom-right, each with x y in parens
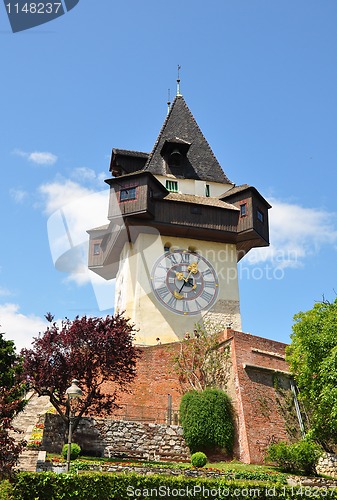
top-left (103, 330), bottom-right (301, 464)
top-left (111, 342), bottom-right (183, 422)
top-left (221, 330), bottom-right (300, 463)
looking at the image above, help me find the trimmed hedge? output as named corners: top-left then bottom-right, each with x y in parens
top-left (9, 472), bottom-right (337, 500)
top-left (180, 388), bottom-right (234, 454)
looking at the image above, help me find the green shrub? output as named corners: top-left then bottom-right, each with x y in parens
top-left (266, 439), bottom-right (323, 475)
top-left (11, 472), bottom-right (335, 500)
top-left (180, 388), bottom-right (234, 454)
top-left (0, 479), bottom-right (12, 500)
top-left (62, 443), bottom-right (81, 460)
top-left (191, 452), bottom-right (207, 468)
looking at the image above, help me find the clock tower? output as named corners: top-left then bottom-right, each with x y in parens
top-left (88, 94), bottom-right (271, 345)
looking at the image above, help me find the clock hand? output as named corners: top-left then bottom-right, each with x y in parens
top-left (178, 263), bottom-right (199, 293)
top-left (175, 272), bottom-right (185, 281)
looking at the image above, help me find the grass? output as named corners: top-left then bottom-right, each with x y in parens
top-left (203, 460), bottom-right (279, 473)
top-left (47, 454), bottom-right (277, 471)
top-left (46, 454), bottom-right (287, 482)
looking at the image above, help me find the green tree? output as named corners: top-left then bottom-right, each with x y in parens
top-left (286, 298), bottom-right (337, 450)
top-left (179, 388), bottom-right (234, 454)
top-left (0, 333), bottom-right (26, 415)
top-left (0, 331), bottom-right (26, 478)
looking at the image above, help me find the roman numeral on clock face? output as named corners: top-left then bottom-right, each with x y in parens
top-left (181, 301), bottom-right (189, 313)
top-left (204, 280), bottom-right (216, 289)
top-left (201, 290), bottom-right (213, 302)
top-left (157, 286), bottom-right (170, 299)
top-left (167, 253), bottom-right (178, 265)
top-left (167, 294), bottom-right (178, 309)
top-left (181, 252), bottom-right (191, 264)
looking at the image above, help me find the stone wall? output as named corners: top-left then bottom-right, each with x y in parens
top-left (317, 453), bottom-right (337, 478)
top-left (42, 414), bottom-right (67, 453)
top-left (42, 413), bottom-right (190, 461)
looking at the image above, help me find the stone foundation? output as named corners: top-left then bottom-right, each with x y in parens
top-left (317, 453), bottom-right (337, 478)
top-left (42, 413), bottom-right (190, 461)
top-left (204, 300), bottom-right (241, 331)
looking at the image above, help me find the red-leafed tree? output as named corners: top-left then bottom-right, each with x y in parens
top-left (22, 313), bottom-right (140, 432)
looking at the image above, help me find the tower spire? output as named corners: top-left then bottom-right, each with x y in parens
top-left (176, 64), bottom-right (182, 97)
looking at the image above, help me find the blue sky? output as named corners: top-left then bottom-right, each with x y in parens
top-left (1, 0), bottom-right (336, 351)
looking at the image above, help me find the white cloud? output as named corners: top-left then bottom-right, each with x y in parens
top-left (10, 188), bottom-right (28, 204)
top-left (29, 152), bottom-right (57, 165)
top-left (64, 268), bottom-right (115, 311)
top-left (38, 178), bottom-right (117, 310)
top-left (0, 287), bottom-right (12, 297)
top-left (13, 149), bottom-right (57, 165)
top-left (70, 167), bottom-right (107, 188)
top-left (71, 167), bottom-right (97, 182)
top-left (0, 303), bottom-right (47, 352)
top-left (246, 198), bottom-right (337, 269)
top-left (97, 171), bottom-right (107, 183)
top-left (39, 179), bottom-right (95, 215)
top-left (39, 180), bottom-right (110, 298)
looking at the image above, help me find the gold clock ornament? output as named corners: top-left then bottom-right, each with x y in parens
top-left (150, 250), bottom-right (219, 315)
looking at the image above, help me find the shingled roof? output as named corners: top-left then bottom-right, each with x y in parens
top-left (164, 192), bottom-right (239, 210)
top-left (144, 95), bottom-right (233, 185)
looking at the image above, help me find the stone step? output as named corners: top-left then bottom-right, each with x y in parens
top-left (10, 392), bottom-right (53, 472)
top-left (15, 450), bottom-right (40, 472)
top-left (12, 392), bottom-right (52, 434)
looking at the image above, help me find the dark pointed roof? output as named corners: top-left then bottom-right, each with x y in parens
top-left (144, 95), bottom-right (233, 184)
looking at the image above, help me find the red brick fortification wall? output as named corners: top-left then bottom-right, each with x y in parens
top-left (222, 330), bottom-right (296, 464)
top-left (109, 342), bottom-right (183, 423)
top-left (104, 330), bottom-right (299, 464)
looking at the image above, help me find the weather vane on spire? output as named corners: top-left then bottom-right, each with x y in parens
top-left (177, 65), bottom-right (182, 96)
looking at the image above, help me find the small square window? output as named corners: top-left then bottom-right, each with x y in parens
top-left (166, 180), bottom-right (178, 193)
top-left (257, 209), bottom-right (264, 223)
top-left (240, 204), bottom-right (247, 217)
top-left (120, 187), bottom-right (137, 201)
top-left (93, 243), bottom-right (100, 255)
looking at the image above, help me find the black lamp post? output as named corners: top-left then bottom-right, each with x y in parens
top-left (65, 379), bottom-right (82, 472)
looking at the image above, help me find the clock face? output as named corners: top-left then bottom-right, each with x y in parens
top-left (150, 250), bottom-right (219, 315)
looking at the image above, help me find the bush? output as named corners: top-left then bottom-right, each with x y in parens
top-left (180, 388), bottom-right (234, 454)
top-left (62, 443), bottom-right (81, 460)
top-left (0, 479), bottom-right (12, 500)
top-left (11, 472), bottom-right (303, 500)
top-left (191, 452), bottom-right (207, 468)
top-left (266, 439), bottom-right (323, 475)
